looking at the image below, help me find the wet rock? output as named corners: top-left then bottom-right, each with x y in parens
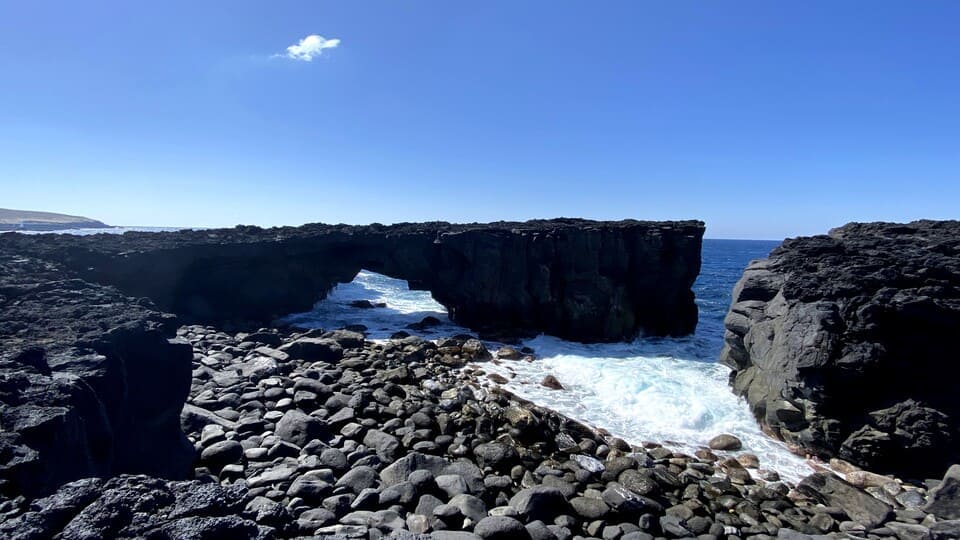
top-left (541, 375), bottom-right (564, 390)
top-left (496, 347), bottom-right (522, 360)
top-left (602, 484), bottom-right (664, 517)
top-left (708, 434), bottom-right (743, 451)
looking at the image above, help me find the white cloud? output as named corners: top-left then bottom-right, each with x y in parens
top-left (280, 34), bottom-right (340, 61)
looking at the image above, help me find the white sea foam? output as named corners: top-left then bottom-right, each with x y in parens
top-left (285, 268), bottom-right (819, 483)
top-left (479, 337), bottom-right (816, 483)
top-left (283, 271), bottom-right (462, 339)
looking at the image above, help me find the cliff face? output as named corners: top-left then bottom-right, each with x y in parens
top-left (0, 252), bottom-right (194, 497)
top-left (3, 219), bottom-right (704, 342)
top-left (721, 221), bottom-right (960, 479)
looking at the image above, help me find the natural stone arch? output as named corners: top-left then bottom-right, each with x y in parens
top-left (6, 219), bottom-right (704, 342)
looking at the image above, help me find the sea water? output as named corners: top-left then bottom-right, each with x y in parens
top-left (285, 239), bottom-right (818, 483)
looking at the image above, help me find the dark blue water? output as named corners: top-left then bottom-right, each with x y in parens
top-left (692, 239), bottom-right (781, 356)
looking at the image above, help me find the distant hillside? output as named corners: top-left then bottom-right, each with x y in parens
top-left (0, 208), bottom-right (110, 231)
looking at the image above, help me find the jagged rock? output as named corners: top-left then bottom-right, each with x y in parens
top-left (0, 475), bottom-right (276, 540)
top-left (0, 253), bottom-right (194, 498)
top-left (721, 221), bottom-right (960, 478)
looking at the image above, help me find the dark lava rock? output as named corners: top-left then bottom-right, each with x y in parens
top-left (601, 484), bottom-right (664, 518)
top-left (473, 443), bottom-right (520, 470)
top-left (924, 464), bottom-right (960, 519)
top-left (541, 375), bottom-right (564, 390)
top-left (274, 410), bottom-right (330, 447)
top-left (797, 472), bottom-right (892, 528)
top-left (509, 486), bottom-right (570, 521)
top-left (474, 515), bottom-right (531, 539)
top-left (278, 337), bottom-right (343, 362)
top-left (2, 219), bottom-right (704, 342)
top-left (708, 434), bottom-right (742, 451)
top-left (0, 475), bottom-right (278, 540)
top-left (199, 440), bottom-right (243, 471)
top-left (0, 252), bottom-right (195, 498)
top-left (721, 220), bottom-right (960, 478)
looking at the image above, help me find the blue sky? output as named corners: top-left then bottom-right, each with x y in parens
top-left (1, 1), bottom-right (957, 239)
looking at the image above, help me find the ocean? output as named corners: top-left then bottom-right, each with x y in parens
top-left (283, 239), bottom-right (819, 482)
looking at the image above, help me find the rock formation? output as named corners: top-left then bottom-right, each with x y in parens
top-left (3, 219), bottom-right (958, 539)
top-left (721, 220), bottom-right (960, 479)
top-left (2, 219), bottom-right (704, 342)
top-left (0, 251), bottom-right (195, 498)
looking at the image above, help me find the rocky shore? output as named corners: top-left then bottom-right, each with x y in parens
top-left (2, 220), bottom-right (960, 539)
top-left (720, 221), bottom-right (960, 482)
top-left (3, 321), bottom-right (960, 539)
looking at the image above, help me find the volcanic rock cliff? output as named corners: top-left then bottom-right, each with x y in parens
top-left (721, 220), bottom-right (960, 479)
top-left (2, 219), bottom-right (704, 343)
top-left (0, 252), bottom-right (194, 498)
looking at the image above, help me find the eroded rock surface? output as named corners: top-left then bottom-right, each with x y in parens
top-left (721, 220), bottom-right (960, 479)
top-left (1, 219), bottom-right (704, 342)
top-left (0, 251), bottom-right (195, 498)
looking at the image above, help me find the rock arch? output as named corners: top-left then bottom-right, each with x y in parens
top-left (7, 219), bottom-right (704, 342)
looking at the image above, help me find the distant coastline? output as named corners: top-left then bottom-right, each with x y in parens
top-left (0, 208), bottom-right (110, 232)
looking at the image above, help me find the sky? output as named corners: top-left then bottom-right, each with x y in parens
top-left (0, 1), bottom-right (958, 239)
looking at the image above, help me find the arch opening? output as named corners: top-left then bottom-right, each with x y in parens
top-left (282, 269), bottom-right (462, 339)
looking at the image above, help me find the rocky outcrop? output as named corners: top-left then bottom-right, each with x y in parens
top-left (2, 219), bottom-right (704, 342)
top-left (0, 475), bottom-right (279, 540)
top-left (721, 220), bottom-right (960, 479)
top-left (0, 251), bottom-right (195, 498)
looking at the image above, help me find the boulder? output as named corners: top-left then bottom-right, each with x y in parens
top-left (474, 516), bottom-right (531, 539)
top-left (274, 410), bottom-right (330, 447)
top-left (541, 375), bottom-right (564, 390)
top-left (924, 464), bottom-right (960, 519)
top-left (797, 472), bottom-right (892, 528)
top-left (708, 434), bottom-right (743, 451)
top-left (278, 338), bottom-right (343, 362)
top-left (509, 486), bottom-right (570, 521)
